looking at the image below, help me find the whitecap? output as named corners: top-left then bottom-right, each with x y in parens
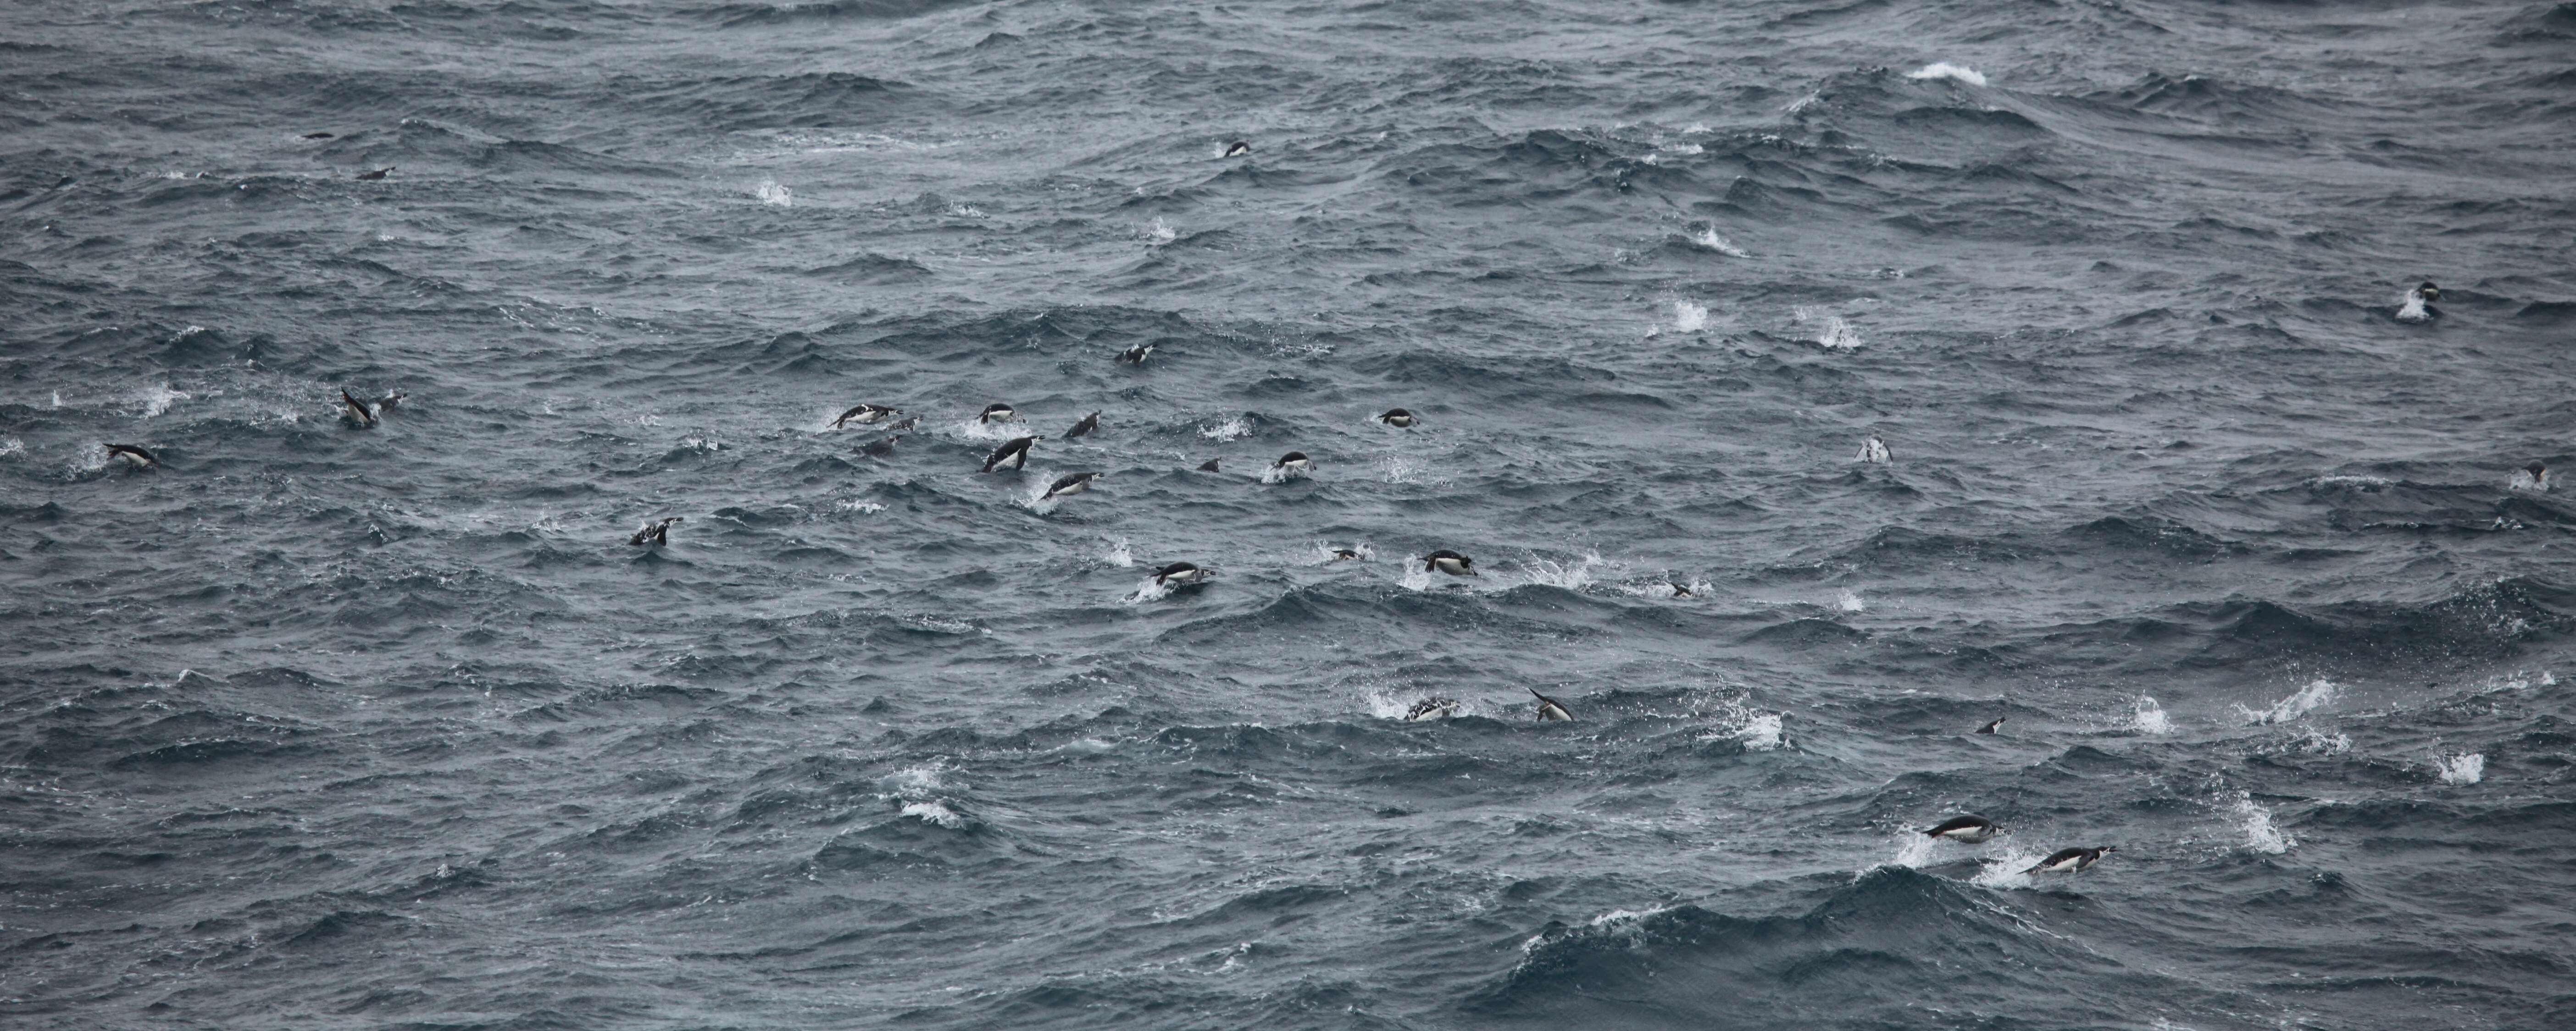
top-left (1103, 537), bottom-right (1135, 568)
top-left (1908, 62), bottom-right (1988, 87)
top-left (1199, 416), bottom-right (1253, 441)
top-left (754, 179), bottom-right (792, 207)
top-left (1671, 300), bottom-right (1709, 333)
top-left (955, 417), bottom-right (1023, 441)
top-left (834, 499), bottom-right (885, 515)
top-left (2395, 290), bottom-right (2430, 322)
top-left (1836, 589), bottom-right (1865, 613)
top-left (2435, 752), bottom-right (2484, 785)
top-left (0, 437), bottom-right (21, 459)
top-left (2236, 677), bottom-right (2337, 725)
top-left (1260, 462), bottom-right (1309, 485)
top-left (899, 800), bottom-right (972, 830)
top-left (1145, 216), bottom-right (1177, 244)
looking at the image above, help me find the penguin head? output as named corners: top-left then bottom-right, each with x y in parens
top-left (2416, 281), bottom-right (2441, 302)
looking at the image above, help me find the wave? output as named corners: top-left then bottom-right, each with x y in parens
top-left (1469, 867), bottom-right (2161, 1025)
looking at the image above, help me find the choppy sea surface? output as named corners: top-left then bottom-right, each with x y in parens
top-left (7, 1), bottom-right (2576, 1027)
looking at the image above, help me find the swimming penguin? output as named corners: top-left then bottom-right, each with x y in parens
top-left (301, 131), bottom-right (334, 139)
top-left (982, 435), bottom-right (1043, 473)
top-left (1117, 343), bottom-right (1155, 365)
top-left (861, 436), bottom-right (898, 458)
top-left (1377, 408), bottom-right (1416, 428)
top-left (356, 167), bottom-right (392, 181)
top-left (340, 389), bottom-right (378, 428)
top-left (1271, 451), bottom-right (1313, 477)
top-left (1423, 549), bottom-right (1477, 576)
top-left (1042, 471), bottom-right (1101, 500)
top-left (1975, 717), bottom-right (2005, 734)
top-left (978, 402), bottom-right (1018, 424)
top-left (2511, 461), bottom-right (2548, 493)
top-left (1222, 140), bottom-right (1251, 158)
top-left (627, 516), bottom-right (681, 546)
top-left (104, 443), bottom-right (159, 469)
top-left (375, 391), bottom-right (405, 415)
top-left (1404, 697), bottom-right (1461, 721)
top-left (888, 415), bottom-right (921, 432)
top-left (1066, 411), bottom-right (1100, 438)
top-left (2398, 282), bottom-right (2443, 321)
top-left (1670, 582), bottom-right (1693, 598)
top-left (833, 403), bottom-right (900, 428)
top-left (1922, 815), bottom-right (2000, 843)
top-left (2023, 846), bottom-right (2115, 875)
top-left (1530, 688), bottom-right (1573, 722)
top-left (1857, 434), bottom-right (1890, 463)
top-left (1198, 458), bottom-right (1221, 472)
top-left (1153, 561), bottom-right (1212, 587)
top-left (1329, 548), bottom-right (1362, 561)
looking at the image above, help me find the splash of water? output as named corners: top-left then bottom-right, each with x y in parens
top-left (140, 384), bottom-right (191, 417)
top-left (2395, 290), bottom-right (2430, 321)
top-left (1816, 316), bottom-right (1862, 350)
top-left (1199, 416), bottom-right (1253, 441)
top-left (2435, 753), bottom-right (2484, 785)
top-left (2232, 792), bottom-right (2294, 854)
top-left (2237, 677), bottom-right (2337, 725)
top-left (1517, 553), bottom-right (1603, 590)
top-left (1691, 227), bottom-right (1746, 256)
top-left (1671, 300), bottom-right (1709, 333)
top-left (755, 179), bottom-right (792, 207)
top-left (1146, 217), bottom-right (1177, 244)
top-left (1836, 589), bottom-right (1866, 613)
top-left (2131, 696), bottom-right (2173, 734)
top-left (1104, 538), bottom-right (1135, 568)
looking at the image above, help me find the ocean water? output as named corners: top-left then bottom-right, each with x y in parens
top-left (5, 1), bottom-right (2575, 1028)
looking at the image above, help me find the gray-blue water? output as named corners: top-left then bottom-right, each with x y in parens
top-left (6, 1), bottom-right (2576, 1027)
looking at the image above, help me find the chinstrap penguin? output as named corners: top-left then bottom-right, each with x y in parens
top-left (861, 436), bottom-right (898, 458)
top-left (982, 435), bottom-right (1043, 473)
top-left (1117, 343), bottom-right (1155, 365)
top-left (1042, 471), bottom-right (1101, 500)
top-left (340, 389), bottom-right (378, 428)
top-left (978, 402), bottom-right (1018, 424)
top-left (2024, 846), bottom-right (2115, 874)
top-left (1404, 697), bottom-right (1461, 721)
top-left (375, 391), bottom-right (405, 415)
top-left (628, 517), bottom-right (681, 547)
top-left (356, 166), bottom-right (392, 180)
top-left (1271, 451), bottom-right (1313, 476)
top-left (1923, 815), bottom-right (2000, 843)
top-left (1857, 433), bottom-right (1890, 463)
top-left (1066, 411), bottom-right (1099, 438)
top-left (888, 415), bottom-right (921, 432)
top-left (1530, 688), bottom-right (1573, 722)
top-left (1377, 408), bottom-right (1416, 428)
top-left (2511, 461), bottom-right (2548, 493)
top-left (1222, 140), bottom-right (1251, 158)
top-left (834, 403), bottom-right (900, 428)
top-left (1329, 548), bottom-right (1362, 561)
top-left (1423, 549), bottom-right (1477, 576)
top-left (1153, 561), bottom-right (1212, 587)
top-left (1976, 717), bottom-right (2004, 734)
top-left (105, 443), bottom-right (159, 469)
top-left (1198, 458), bottom-right (1221, 472)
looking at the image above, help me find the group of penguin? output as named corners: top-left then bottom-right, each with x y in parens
top-left (87, 226), bottom-right (2493, 883)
